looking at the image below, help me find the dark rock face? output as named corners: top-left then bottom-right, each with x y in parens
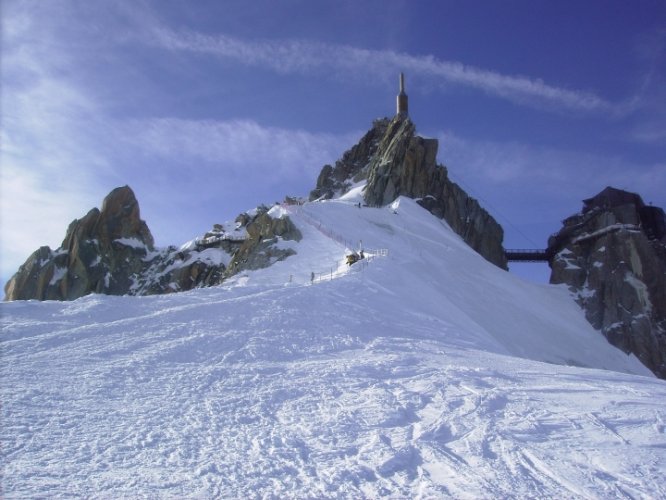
top-left (549, 187), bottom-right (666, 378)
top-left (363, 117), bottom-right (439, 206)
top-left (309, 118), bottom-right (389, 201)
top-left (226, 210), bottom-right (301, 274)
top-left (4, 188), bottom-right (301, 301)
top-left (311, 115), bottom-right (507, 269)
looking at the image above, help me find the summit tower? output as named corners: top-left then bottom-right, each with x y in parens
top-left (396, 72), bottom-right (408, 117)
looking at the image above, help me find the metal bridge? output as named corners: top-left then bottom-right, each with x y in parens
top-left (505, 249), bottom-right (550, 262)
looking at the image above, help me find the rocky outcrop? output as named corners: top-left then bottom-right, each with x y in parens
top-left (363, 117), bottom-right (438, 206)
top-left (549, 187), bottom-right (666, 378)
top-left (226, 207), bottom-right (301, 275)
top-left (5, 186), bottom-right (156, 300)
top-left (309, 118), bottom-right (389, 201)
top-left (4, 188), bottom-right (301, 301)
top-left (311, 115), bottom-right (507, 269)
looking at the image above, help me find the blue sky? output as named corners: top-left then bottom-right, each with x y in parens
top-left (2, 0), bottom-right (665, 287)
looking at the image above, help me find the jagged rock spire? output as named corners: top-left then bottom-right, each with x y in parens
top-left (309, 113), bottom-right (507, 270)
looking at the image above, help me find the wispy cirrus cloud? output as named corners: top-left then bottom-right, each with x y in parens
top-left (148, 27), bottom-right (620, 114)
top-left (112, 117), bottom-right (357, 241)
top-left (435, 129), bottom-right (666, 245)
top-left (122, 118), bottom-right (356, 182)
top-left (439, 130), bottom-right (666, 195)
top-left (0, 4), bottom-right (113, 283)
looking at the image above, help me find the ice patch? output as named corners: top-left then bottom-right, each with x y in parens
top-left (49, 266), bottom-right (67, 286)
top-left (114, 237), bottom-right (147, 250)
top-left (573, 224), bottom-right (640, 244)
top-left (189, 248), bottom-right (232, 267)
top-left (625, 273), bottom-right (652, 314)
top-left (339, 181), bottom-right (367, 203)
top-left (268, 204), bottom-right (289, 218)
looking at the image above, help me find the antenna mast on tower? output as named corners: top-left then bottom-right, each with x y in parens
top-left (396, 72), bottom-right (408, 117)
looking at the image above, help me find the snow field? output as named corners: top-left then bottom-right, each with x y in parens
top-left (2, 197), bottom-right (665, 497)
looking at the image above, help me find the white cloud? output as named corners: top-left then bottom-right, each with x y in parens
top-left (0, 164), bottom-right (96, 278)
top-left (122, 118), bottom-right (357, 180)
top-left (435, 130), bottom-right (666, 230)
top-left (630, 115), bottom-right (666, 143)
top-left (149, 27), bottom-right (618, 114)
top-left (0, 3), bottom-right (111, 285)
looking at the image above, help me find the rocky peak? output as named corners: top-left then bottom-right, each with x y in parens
top-left (96, 185), bottom-right (154, 249)
top-left (60, 186), bottom-right (154, 254)
top-left (4, 187), bottom-right (300, 301)
top-left (5, 186), bottom-right (157, 301)
top-left (549, 187), bottom-right (666, 378)
top-left (311, 115), bottom-right (507, 269)
top-left (309, 118), bottom-right (389, 201)
top-left (363, 115), bottom-right (438, 207)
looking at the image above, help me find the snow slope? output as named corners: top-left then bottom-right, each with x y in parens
top-left (2, 197), bottom-right (665, 498)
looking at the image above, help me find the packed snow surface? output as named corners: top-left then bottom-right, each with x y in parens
top-left (2, 198), bottom-right (665, 498)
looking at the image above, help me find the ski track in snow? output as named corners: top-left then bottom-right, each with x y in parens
top-left (2, 197), bottom-right (666, 498)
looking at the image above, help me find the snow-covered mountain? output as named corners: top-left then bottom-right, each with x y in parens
top-left (4, 115), bottom-right (508, 302)
top-left (3, 194), bottom-right (665, 497)
top-left (6, 113), bottom-right (666, 383)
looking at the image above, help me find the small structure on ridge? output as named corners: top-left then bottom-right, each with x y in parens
top-left (396, 72), bottom-right (408, 117)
